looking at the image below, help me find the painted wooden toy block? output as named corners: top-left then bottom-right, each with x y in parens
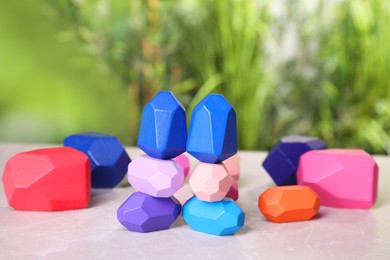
top-left (173, 153), bottom-right (190, 179)
top-left (186, 94), bottom-right (237, 163)
top-left (117, 192), bottom-right (181, 233)
top-left (127, 155), bottom-right (184, 198)
top-left (2, 147), bottom-right (91, 211)
top-left (223, 153), bottom-right (240, 181)
top-left (182, 196), bottom-right (245, 236)
top-left (297, 149), bottom-right (378, 209)
top-left (189, 162), bottom-right (232, 202)
top-left (262, 135), bottom-right (327, 186)
top-left (64, 132), bottom-right (131, 188)
top-left (137, 91), bottom-right (187, 159)
top-left (258, 186), bottom-right (320, 223)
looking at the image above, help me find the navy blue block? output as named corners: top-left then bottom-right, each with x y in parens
top-left (64, 132), bottom-right (131, 188)
top-left (186, 94), bottom-right (237, 163)
top-left (262, 135), bottom-right (327, 186)
top-left (137, 91), bottom-right (187, 159)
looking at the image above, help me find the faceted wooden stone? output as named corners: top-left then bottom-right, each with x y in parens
top-left (258, 186), bottom-right (320, 223)
top-left (127, 155), bottom-right (184, 198)
top-left (189, 162), bottom-right (232, 202)
top-left (137, 91), bottom-right (187, 159)
top-left (2, 147), bottom-right (91, 211)
top-left (182, 196), bottom-right (245, 236)
top-left (223, 153), bottom-right (240, 181)
top-left (297, 149), bottom-right (378, 209)
top-left (226, 180), bottom-right (239, 201)
top-left (262, 135), bottom-right (327, 186)
top-left (64, 132), bottom-right (131, 188)
top-left (173, 153), bottom-right (190, 179)
top-left (117, 192), bottom-right (181, 233)
top-left (187, 94), bottom-right (237, 163)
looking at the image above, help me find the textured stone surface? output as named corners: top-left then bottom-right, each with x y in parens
top-left (127, 155), bottom-right (184, 197)
top-left (137, 91), bottom-right (187, 159)
top-left (182, 196), bottom-right (245, 236)
top-left (297, 149), bottom-right (378, 209)
top-left (258, 186), bottom-right (320, 223)
top-left (187, 94), bottom-right (237, 163)
top-left (262, 135), bottom-right (327, 186)
top-left (173, 154), bottom-right (190, 179)
top-left (226, 180), bottom-right (239, 201)
top-left (189, 162), bottom-right (232, 202)
top-left (223, 153), bottom-right (240, 181)
top-left (117, 192), bottom-right (181, 233)
top-left (64, 132), bottom-right (131, 188)
top-left (2, 147), bottom-right (91, 211)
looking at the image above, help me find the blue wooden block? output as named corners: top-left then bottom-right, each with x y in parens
top-left (187, 94), bottom-right (237, 163)
top-left (262, 135), bottom-right (327, 186)
top-left (64, 132), bottom-right (131, 188)
top-left (137, 91), bottom-right (187, 159)
top-left (182, 196), bottom-right (245, 236)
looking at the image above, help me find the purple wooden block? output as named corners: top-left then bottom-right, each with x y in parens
top-left (127, 155), bottom-right (184, 197)
top-left (117, 192), bottom-right (181, 233)
top-left (262, 135), bottom-right (327, 186)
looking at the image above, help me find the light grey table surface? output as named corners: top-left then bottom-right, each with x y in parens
top-left (0, 143), bottom-right (389, 260)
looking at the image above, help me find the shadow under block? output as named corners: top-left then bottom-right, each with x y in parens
top-left (137, 91), bottom-right (187, 159)
top-left (297, 149), bottom-right (378, 209)
top-left (64, 132), bottom-right (131, 188)
top-left (262, 135), bottom-right (327, 186)
top-left (258, 186), bottom-right (320, 223)
top-left (117, 192), bottom-right (181, 233)
top-left (2, 147), bottom-right (91, 211)
top-left (186, 94), bottom-right (237, 163)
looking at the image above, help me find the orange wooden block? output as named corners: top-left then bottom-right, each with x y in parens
top-left (258, 186), bottom-right (320, 223)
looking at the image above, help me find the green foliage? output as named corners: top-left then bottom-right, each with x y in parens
top-left (2, 0), bottom-right (390, 153)
top-left (0, 1), bottom-right (129, 143)
top-left (270, 0), bottom-right (390, 153)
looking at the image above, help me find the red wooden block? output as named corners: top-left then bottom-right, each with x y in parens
top-left (2, 147), bottom-right (91, 211)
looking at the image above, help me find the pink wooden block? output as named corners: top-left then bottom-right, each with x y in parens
top-left (297, 149), bottom-right (378, 209)
top-left (173, 154), bottom-right (190, 179)
top-left (128, 155), bottom-right (184, 197)
top-left (223, 154), bottom-right (240, 181)
top-left (189, 162), bottom-right (232, 202)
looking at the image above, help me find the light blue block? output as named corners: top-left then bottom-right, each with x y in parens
top-left (182, 196), bottom-right (245, 236)
top-left (186, 94), bottom-right (237, 163)
top-left (137, 91), bottom-right (187, 159)
top-left (64, 132), bottom-right (131, 188)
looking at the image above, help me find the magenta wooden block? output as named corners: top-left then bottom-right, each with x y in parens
top-left (223, 154), bottom-right (240, 181)
top-left (173, 154), bottom-right (190, 179)
top-left (127, 155), bottom-right (184, 197)
top-left (189, 162), bottom-right (232, 202)
top-left (297, 149), bottom-right (378, 209)
top-left (226, 180), bottom-right (239, 201)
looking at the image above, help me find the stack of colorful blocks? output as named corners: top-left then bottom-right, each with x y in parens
top-left (117, 91), bottom-right (186, 232)
top-left (182, 94), bottom-right (245, 236)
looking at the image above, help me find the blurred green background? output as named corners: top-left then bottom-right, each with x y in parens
top-left (1, 0), bottom-right (390, 153)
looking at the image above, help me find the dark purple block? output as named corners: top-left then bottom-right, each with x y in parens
top-left (117, 192), bottom-right (181, 233)
top-left (262, 135), bottom-right (327, 186)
